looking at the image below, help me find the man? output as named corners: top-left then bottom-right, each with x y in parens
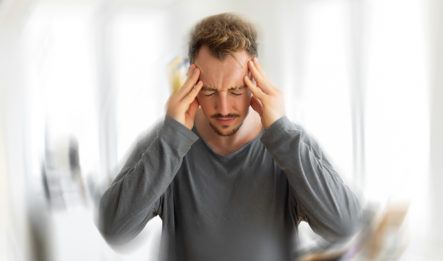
top-left (99, 13), bottom-right (362, 261)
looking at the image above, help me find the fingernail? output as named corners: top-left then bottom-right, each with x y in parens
top-left (249, 61), bottom-right (254, 67)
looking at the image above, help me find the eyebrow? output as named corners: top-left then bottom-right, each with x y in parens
top-left (202, 86), bottom-right (246, 92)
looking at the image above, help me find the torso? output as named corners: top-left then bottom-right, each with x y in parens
top-left (160, 127), bottom-right (294, 261)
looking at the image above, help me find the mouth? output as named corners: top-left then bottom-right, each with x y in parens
top-left (215, 118), bottom-right (236, 125)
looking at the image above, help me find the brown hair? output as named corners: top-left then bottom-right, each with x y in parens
top-left (188, 13), bottom-right (258, 63)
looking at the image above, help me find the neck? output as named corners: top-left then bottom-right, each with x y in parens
top-left (195, 108), bottom-right (262, 155)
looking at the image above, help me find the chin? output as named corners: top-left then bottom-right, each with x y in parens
top-left (209, 120), bottom-right (244, 137)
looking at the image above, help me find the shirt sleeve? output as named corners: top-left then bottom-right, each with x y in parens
top-left (260, 116), bottom-right (363, 242)
top-left (98, 115), bottom-right (199, 245)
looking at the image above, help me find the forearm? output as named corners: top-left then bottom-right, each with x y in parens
top-left (261, 116), bottom-right (362, 240)
top-left (98, 115), bottom-right (199, 244)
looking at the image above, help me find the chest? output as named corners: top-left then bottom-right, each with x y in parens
top-left (171, 141), bottom-right (290, 227)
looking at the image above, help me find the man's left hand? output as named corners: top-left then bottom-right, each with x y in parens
top-left (244, 57), bottom-right (285, 129)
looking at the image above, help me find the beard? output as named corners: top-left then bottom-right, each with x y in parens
top-left (209, 121), bottom-right (243, 136)
top-left (209, 113), bottom-right (243, 136)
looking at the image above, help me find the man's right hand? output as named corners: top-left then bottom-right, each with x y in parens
top-left (166, 64), bottom-right (204, 130)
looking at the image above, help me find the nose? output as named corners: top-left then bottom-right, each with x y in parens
top-left (215, 92), bottom-right (231, 116)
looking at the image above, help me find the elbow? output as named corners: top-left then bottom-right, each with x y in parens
top-left (330, 206), bottom-right (365, 241)
top-left (317, 201), bottom-right (364, 242)
top-left (310, 215), bottom-right (362, 243)
top-left (97, 192), bottom-right (143, 247)
top-left (334, 216), bottom-right (361, 239)
top-left (333, 191), bottom-right (365, 239)
top-left (98, 214), bottom-right (117, 244)
top-left (98, 194), bottom-right (123, 246)
top-left (317, 216), bottom-right (362, 243)
top-left (98, 212), bottom-right (128, 247)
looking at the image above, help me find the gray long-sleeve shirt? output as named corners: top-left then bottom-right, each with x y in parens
top-left (99, 115), bottom-right (362, 261)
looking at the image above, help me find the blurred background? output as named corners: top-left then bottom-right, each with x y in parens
top-left (0, 0), bottom-right (441, 260)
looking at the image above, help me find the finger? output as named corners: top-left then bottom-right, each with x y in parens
top-left (186, 64), bottom-right (195, 77)
top-left (248, 60), bottom-right (272, 94)
top-left (183, 80), bottom-right (204, 104)
top-left (184, 67), bottom-right (200, 89)
top-left (177, 67), bottom-right (200, 97)
top-left (244, 75), bottom-right (264, 100)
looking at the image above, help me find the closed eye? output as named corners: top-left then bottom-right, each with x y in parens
top-left (230, 86), bottom-right (246, 96)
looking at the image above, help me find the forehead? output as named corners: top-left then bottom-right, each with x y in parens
top-left (194, 46), bottom-right (250, 90)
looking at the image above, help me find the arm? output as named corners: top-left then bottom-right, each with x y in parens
top-left (98, 116), bottom-right (199, 245)
top-left (244, 57), bottom-right (362, 241)
top-left (261, 116), bottom-right (362, 241)
top-left (99, 64), bottom-right (203, 245)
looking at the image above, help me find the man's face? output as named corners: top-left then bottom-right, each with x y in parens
top-left (195, 46), bottom-right (252, 136)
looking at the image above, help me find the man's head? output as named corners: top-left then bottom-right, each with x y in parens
top-left (188, 13), bottom-right (258, 64)
top-left (188, 13), bottom-right (259, 136)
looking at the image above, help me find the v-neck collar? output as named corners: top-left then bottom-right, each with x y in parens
top-left (192, 125), bottom-right (264, 160)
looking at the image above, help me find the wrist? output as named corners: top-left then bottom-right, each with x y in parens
top-left (264, 114), bottom-right (285, 129)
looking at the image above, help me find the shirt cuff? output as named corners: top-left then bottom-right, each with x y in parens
top-left (260, 116), bottom-right (303, 148)
top-left (160, 115), bottom-right (199, 155)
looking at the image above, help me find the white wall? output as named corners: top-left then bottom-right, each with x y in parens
top-left (429, 0), bottom-right (443, 256)
top-left (0, 1), bottom-right (34, 260)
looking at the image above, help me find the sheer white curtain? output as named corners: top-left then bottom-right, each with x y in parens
top-left (288, 1), bottom-right (430, 257)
